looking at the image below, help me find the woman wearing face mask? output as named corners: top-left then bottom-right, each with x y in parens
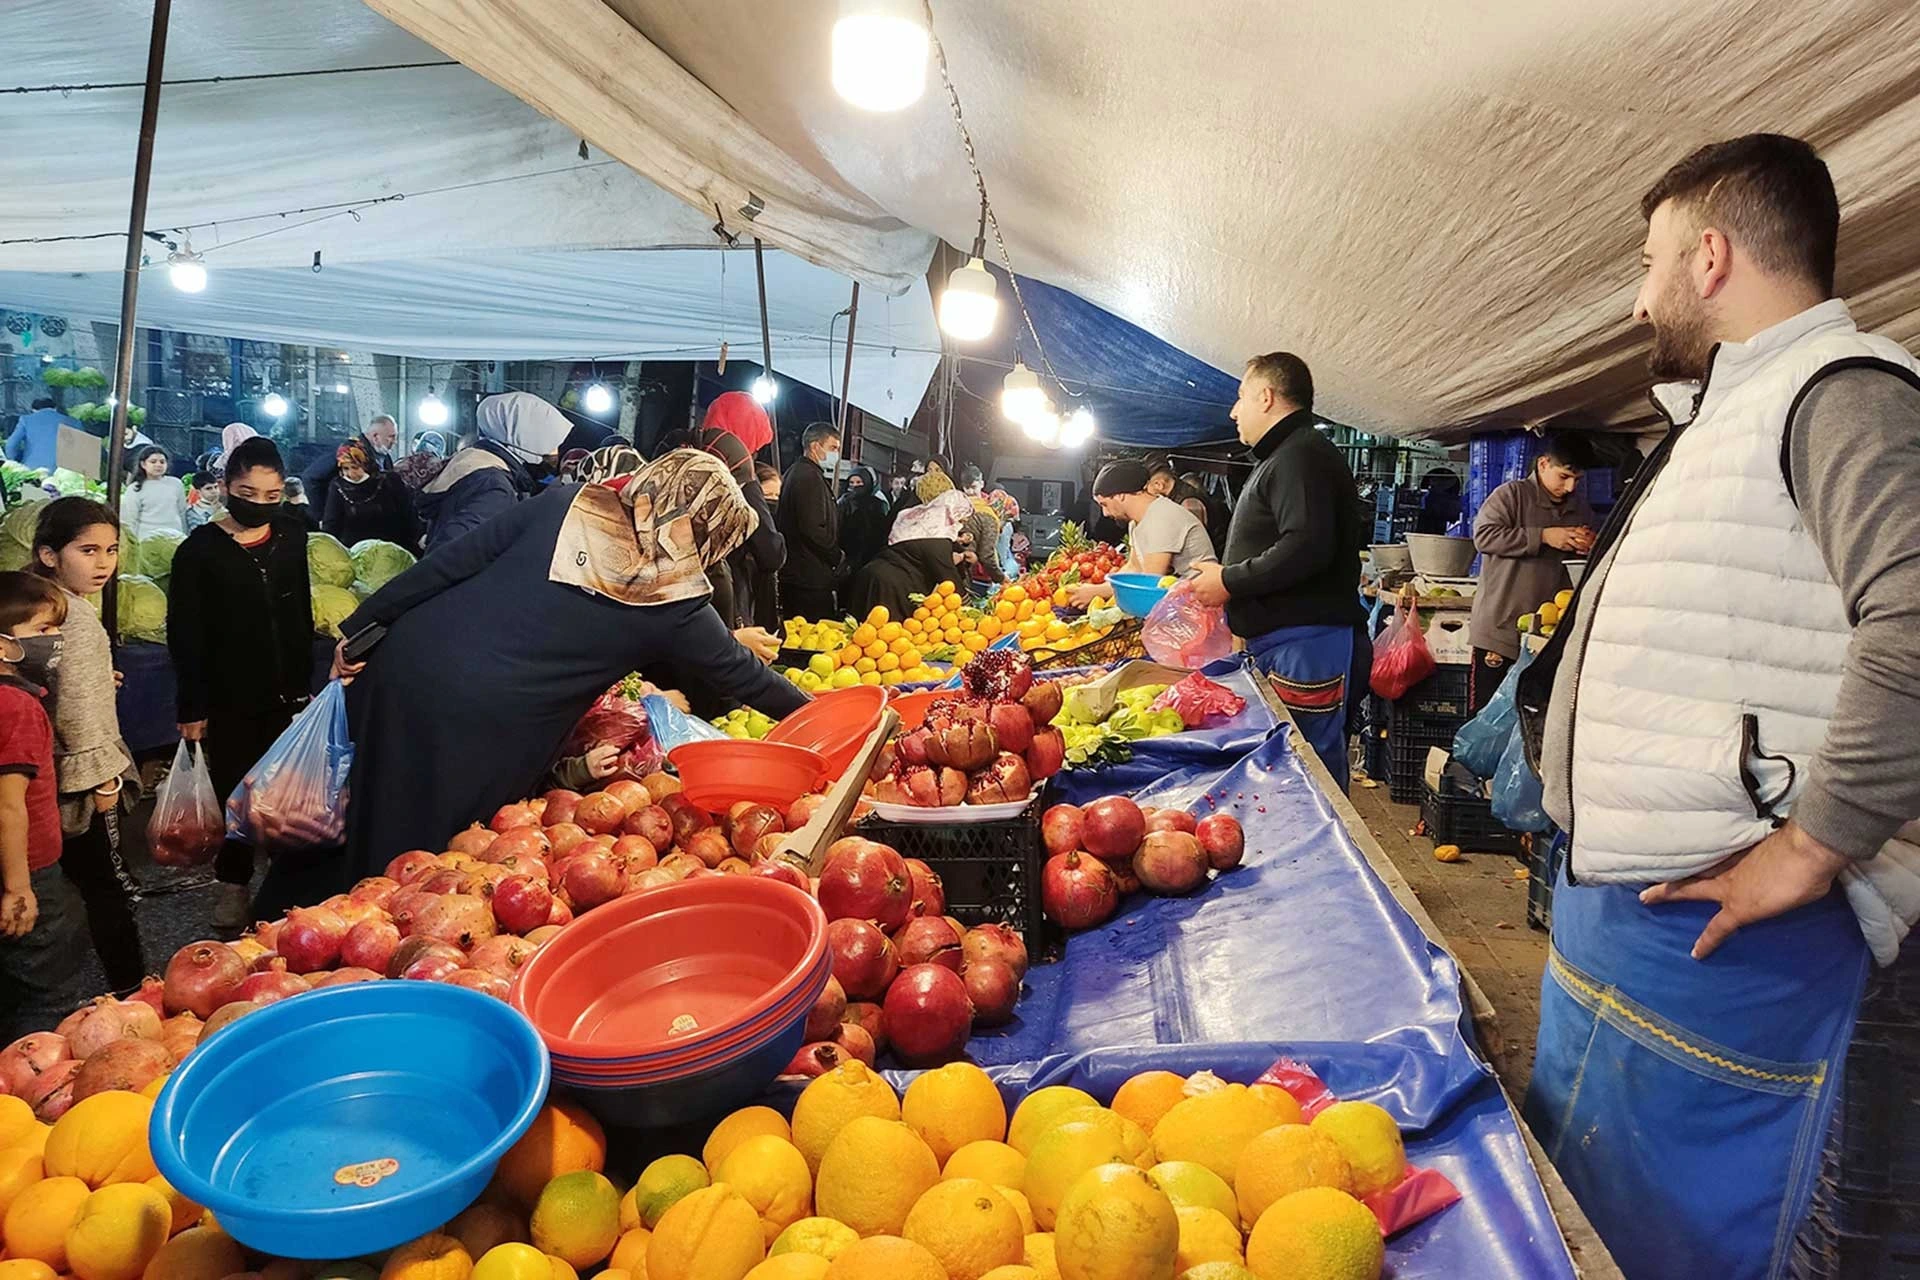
top-left (334, 449), bottom-right (807, 876)
top-left (418, 392), bottom-right (571, 553)
top-left (322, 441), bottom-right (418, 550)
top-left (119, 446), bottom-right (188, 542)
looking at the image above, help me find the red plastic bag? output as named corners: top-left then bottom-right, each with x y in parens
top-left (1151, 672), bottom-right (1247, 728)
top-left (147, 739), bottom-right (222, 867)
top-left (1255, 1057), bottom-right (1464, 1236)
top-left (1142, 581), bottom-right (1233, 668)
top-left (1369, 595), bottom-right (1436, 700)
top-left (562, 675), bottom-right (664, 781)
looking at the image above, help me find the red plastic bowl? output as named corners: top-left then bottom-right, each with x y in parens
top-left (764, 686), bottom-right (886, 777)
top-left (509, 876), bottom-right (827, 1063)
top-left (668, 740), bottom-right (827, 811)
top-left (888, 689), bottom-right (940, 732)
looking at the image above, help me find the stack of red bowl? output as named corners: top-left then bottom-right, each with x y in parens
top-left (508, 876), bottom-right (829, 1128)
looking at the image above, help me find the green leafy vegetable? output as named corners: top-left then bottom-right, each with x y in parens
top-left (311, 585), bottom-right (361, 639)
top-left (306, 532), bottom-right (355, 588)
top-left (137, 530), bottom-right (185, 583)
top-left (116, 575), bottom-right (168, 643)
top-left (347, 539), bottom-right (416, 593)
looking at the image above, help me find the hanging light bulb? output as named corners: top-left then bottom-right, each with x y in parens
top-left (583, 382), bottom-right (614, 415)
top-left (417, 392), bottom-right (450, 427)
top-left (1001, 360), bottom-right (1044, 423)
top-left (831, 0), bottom-right (929, 112)
top-left (1059, 406), bottom-right (1096, 448)
top-left (332, 383), bottom-right (350, 395)
top-left (1029, 408), bottom-right (1061, 449)
top-left (751, 375), bottom-right (779, 406)
top-left (261, 393), bottom-right (289, 419)
top-left (166, 233), bottom-right (207, 293)
top-left (939, 256), bottom-right (998, 342)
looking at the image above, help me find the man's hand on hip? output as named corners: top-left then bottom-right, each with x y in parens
top-left (1188, 562), bottom-right (1229, 608)
top-left (1639, 820), bottom-right (1852, 960)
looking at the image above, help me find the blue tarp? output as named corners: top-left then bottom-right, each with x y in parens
top-left (1047, 658), bottom-right (1277, 802)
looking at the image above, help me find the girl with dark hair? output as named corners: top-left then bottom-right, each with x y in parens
top-left (119, 445), bottom-right (187, 540)
top-left (31, 498), bottom-right (145, 989)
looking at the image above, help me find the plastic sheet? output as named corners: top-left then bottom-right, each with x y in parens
top-left (1049, 658), bottom-right (1278, 802)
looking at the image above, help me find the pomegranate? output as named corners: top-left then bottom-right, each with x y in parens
top-left (682, 828), bottom-right (733, 870)
top-left (249, 919), bottom-right (282, 952)
top-left (660, 794), bottom-right (713, 843)
top-left (350, 876), bottom-right (401, 909)
top-left (524, 925), bottom-right (563, 946)
top-left (962, 649), bottom-right (1034, 703)
top-left (1105, 855), bottom-right (1143, 897)
top-left (396, 893), bottom-right (497, 948)
top-left (574, 791), bottom-right (627, 836)
top-left (805, 976), bottom-right (848, 1042)
top-left (1081, 796), bottom-right (1146, 859)
top-left (1135, 831), bottom-right (1209, 895)
top-left (560, 852), bottom-right (621, 910)
top-left (657, 852), bottom-right (705, 880)
top-left (784, 1042), bottom-right (850, 1077)
top-left (1021, 679), bottom-right (1064, 727)
top-left (962, 923), bottom-right (1030, 982)
top-left (895, 729), bottom-right (933, 768)
top-left (873, 768), bottom-right (935, 808)
top-left (340, 917), bottom-right (402, 973)
top-left (883, 964), bottom-right (974, 1065)
top-left (786, 793), bottom-right (826, 831)
top-left (825, 918), bottom-right (900, 999)
top-left (1042, 804), bottom-right (1085, 857)
top-left (928, 720), bottom-right (998, 772)
top-left (484, 826), bottom-right (551, 866)
top-left (964, 958), bottom-right (1020, 1027)
top-left (24, 1059), bottom-right (81, 1120)
top-left (159, 1013), bottom-right (203, 1063)
top-left (488, 851), bottom-right (549, 884)
top-left (1144, 809), bottom-right (1198, 836)
top-left (313, 967), bottom-right (383, 988)
top-left (417, 868), bottom-right (477, 896)
top-left (72, 1038), bottom-right (171, 1101)
top-left (539, 825), bottom-right (587, 862)
top-left (126, 976), bottom-right (167, 1018)
top-left (461, 938), bottom-right (533, 984)
top-left (729, 804), bottom-right (784, 857)
top-left (817, 842), bottom-right (912, 930)
top-left (488, 875), bottom-right (553, 934)
top-left (629, 868), bottom-right (680, 893)
top-left (1041, 851), bottom-right (1121, 929)
top-left (383, 851), bottom-right (436, 884)
top-left (233, 963), bottom-right (311, 1004)
top-left (447, 826), bottom-right (496, 857)
top-left (604, 778), bottom-right (650, 815)
top-left (844, 1001), bottom-right (887, 1053)
top-left (830, 1021), bottom-right (877, 1066)
top-left (389, 937), bottom-right (466, 981)
top-left (716, 858), bottom-right (752, 875)
top-left (198, 999), bottom-right (265, 1044)
top-left (277, 906), bottom-right (349, 974)
top-left (825, 835), bottom-right (876, 862)
top-left (938, 767), bottom-right (968, 806)
top-left (622, 805), bottom-right (674, 853)
top-left (444, 969), bottom-right (511, 999)
top-left (541, 789), bottom-right (582, 826)
top-left (226, 937), bottom-right (270, 969)
top-left (1195, 814), bottom-right (1246, 871)
top-left (162, 941), bottom-right (248, 1018)
top-left (438, 850), bottom-right (480, 872)
top-left (754, 834), bottom-right (787, 860)
top-left (642, 772), bottom-right (682, 803)
top-left (1024, 727), bottom-right (1066, 781)
top-left (894, 916), bottom-right (964, 972)
top-left (0, 1032), bottom-right (70, 1096)
top-left (968, 752), bottom-right (1033, 805)
top-left (753, 858), bottom-right (811, 893)
top-left (988, 702), bottom-right (1035, 754)
top-left (490, 802), bottom-right (539, 833)
top-left (330, 892), bottom-right (389, 926)
top-left (66, 998), bottom-right (161, 1059)
top-left (903, 858), bottom-right (946, 918)
top-left (611, 835), bottom-right (660, 870)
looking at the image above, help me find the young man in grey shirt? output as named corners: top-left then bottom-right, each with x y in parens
top-left (1068, 460), bottom-right (1215, 605)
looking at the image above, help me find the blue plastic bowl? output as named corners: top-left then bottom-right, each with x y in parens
top-left (150, 982), bottom-right (549, 1259)
top-left (556, 1007), bottom-right (810, 1129)
top-left (1107, 572), bottom-right (1171, 619)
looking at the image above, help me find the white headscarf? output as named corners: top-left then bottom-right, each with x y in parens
top-left (476, 392), bottom-right (571, 465)
top-left (889, 490), bottom-right (974, 544)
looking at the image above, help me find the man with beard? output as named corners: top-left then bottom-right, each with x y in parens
top-left (1516, 134), bottom-right (1920, 1277)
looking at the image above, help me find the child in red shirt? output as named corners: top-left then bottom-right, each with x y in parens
top-left (0, 571), bottom-right (90, 1040)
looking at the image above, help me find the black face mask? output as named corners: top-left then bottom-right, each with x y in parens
top-left (226, 495), bottom-right (279, 528)
top-left (3, 634), bottom-right (63, 687)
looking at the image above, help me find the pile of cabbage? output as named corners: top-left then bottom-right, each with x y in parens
top-left (116, 575), bottom-right (168, 644)
top-left (308, 533), bottom-right (414, 638)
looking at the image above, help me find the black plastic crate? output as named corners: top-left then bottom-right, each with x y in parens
top-left (1419, 783), bottom-right (1525, 856)
top-left (1384, 704), bottom-right (1467, 804)
top-left (1396, 666), bottom-right (1474, 719)
top-left (1793, 1199), bottom-right (1920, 1279)
top-left (856, 796), bottom-right (1060, 960)
top-left (1526, 833), bottom-right (1565, 931)
top-left (1032, 619), bottom-right (1145, 670)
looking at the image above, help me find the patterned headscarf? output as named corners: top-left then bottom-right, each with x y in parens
top-left (890, 489), bottom-right (973, 544)
top-left (577, 443), bottom-right (644, 486)
top-left (916, 461), bottom-right (954, 503)
top-left (336, 441), bottom-right (373, 473)
top-left (548, 449), bottom-right (758, 607)
top-left (986, 488), bottom-right (1020, 524)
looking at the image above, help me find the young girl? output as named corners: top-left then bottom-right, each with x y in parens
top-left (120, 446), bottom-right (188, 541)
top-left (30, 499), bottom-right (145, 991)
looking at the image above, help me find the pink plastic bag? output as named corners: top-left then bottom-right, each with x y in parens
top-left (1369, 595), bottom-right (1436, 700)
top-left (1151, 672), bottom-right (1246, 728)
top-left (562, 675), bottom-right (664, 779)
top-left (1142, 581), bottom-right (1233, 668)
top-left (1255, 1057), bottom-right (1464, 1236)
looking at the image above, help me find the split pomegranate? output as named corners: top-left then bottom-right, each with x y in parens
top-left (729, 804), bottom-right (784, 857)
top-left (1041, 851), bottom-right (1121, 929)
top-left (962, 923), bottom-right (1030, 981)
top-left (490, 802), bottom-right (540, 833)
top-left (1134, 830), bottom-right (1209, 896)
top-left (928, 720), bottom-right (998, 772)
top-left (0, 1032), bottom-right (70, 1096)
top-left (622, 804), bottom-right (674, 853)
top-left (964, 958), bottom-right (1020, 1027)
top-left (24, 1059), bottom-right (81, 1121)
top-left (540, 789), bottom-right (582, 827)
top-left (277, 905), bottom-right (349, 973)
top-left (895, 729), bottom-right (932, 768)
top-left (894, 916), bottom-right (964, 972)
top-left (903, 858), bottom-right (946, 918)
top-left (1081, 796), bottom-right (1146, 859)
top-left (65, 997), bottom-right (160, 1060)
top-left (966, 753), bottom-right (1033, 805)
top-left (162, 941), bottom-right (248, 1018)
top-left (805, 976), bottom-right (848, 1041)
top-left (883, 964), bottom-right (974, 1066)
top-left (962, 649), bottom-right (1035, 703)
top-left (340, 917), bottom-right (402, 973)
top-left (825, 918), bottom-right (900, 1000)
top-left (1195, 813), bottom-right (1246, 870)
top-left (1042, 804), bottom-right (1085, 857)
top-left (817, 842), bottom-right (912, 930)
top-left (72, 1038), bottom-right (171, 1101)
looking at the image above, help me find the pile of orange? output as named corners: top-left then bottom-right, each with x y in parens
top-left (908, 584), bottom-right (1000, 655)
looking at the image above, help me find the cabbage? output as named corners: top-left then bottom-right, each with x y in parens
top-left (116, 575), bottom-right (168, 644)
top-left (46, 468), bottom-right (89, 496)
top-left (311, 584), bottom-right (361, 639)
top-left (0, 497), bottom-right (47, 572)
top-left (348, 539), bottom-right (415, 593)
top-left (350, 580), bottom-right (373, 601)
top-left (307, 532), bottom-right (355, 588)
top-left (137, 530), bottom-right (186, 582)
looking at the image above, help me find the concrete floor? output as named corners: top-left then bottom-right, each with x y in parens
top-left (1346, 776), bottom-right (1547, 1098)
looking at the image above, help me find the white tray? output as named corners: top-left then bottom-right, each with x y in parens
top-left (867, 797), bottom-right (1033, 824)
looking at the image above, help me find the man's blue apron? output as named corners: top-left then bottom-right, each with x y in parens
top-left (1244, 623), bottom-right (1357, 791)
top-left (1524, 863), bottom-right (1870, 1280)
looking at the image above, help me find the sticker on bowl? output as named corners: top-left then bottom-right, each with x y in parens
top-left (333, 1157), bottom-right (400, 1188)
top-left (669, 1014), bottom-right (699, 1036)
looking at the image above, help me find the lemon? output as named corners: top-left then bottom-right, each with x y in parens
top-left (1048, 1109), bottom-right (1151, 1167)
top-left (628, 1157), bottom-right (710, 1231)
top-left (981, 1269), bottom-right (1040, 1280)
top-left (901, 1180), bottom-right (1023, 1280)
top-left (610, 1229), bottom-right (651, 1275)
top-left (821, 1237), bottom-right (946, 1280)
top-left (472, 1244), bottom-right (557, 1280)
top-left (65, 1182), bottom-right (172, 1280)
top-left (994, 1186), bottom-right (1035, 1235)
top-left (1007, 1088), bottom-right (1098, 1156)
top-left (816, 1118), bottom-right (939, 1238)
top-left (1243, 1188), bottom-right (1381, 1280)
top-left (1234, 1126), bottom-right (1352, 1227)
top-left (1145, 1163), bottom-right (1236, 1223)
top-left (769, 1218), bottom-right (859, 1262)
top-left (944, 1141), bottom-right (1027, 1190)
top-left (1051, 1164), bottom-right (1177, 1280)
top-left (1025, 1121), bottom-right (1139, 1231)
top-left (791, 1062), bottom-right (901, 1174)
top-left (1306, 1105), bottom-right (1405, 1199)
top-left (903, 1064), bottom-right (1008, 1167)
top-left (0, 1098), bottom-right (34, 1151)
top-left (647, 1185), bottom-right (765, 1280)
top-left (531, 1171), bottom-right (621, 1270)
top-left (716, 1137), bottom-right (813, 1244)
top-left (744, 1257), bottom-right (828, 1280)
top-left (1172, 1208), bottom-right (1241, 1274)
top-left (1151, 1085), bottom-right (1298, 1183)
top-left (1022, 1234), bottom-right (1059, 1280)
top-left (1179, 1265), bottom-right (1256, 1280)
top-left (705, 1109), bottom-right (791, 1179)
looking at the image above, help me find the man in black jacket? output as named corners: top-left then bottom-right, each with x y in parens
top-left (1191, 353), bottom-right (1365, 789)
top-left (777, 422), bottom-right (843, 622)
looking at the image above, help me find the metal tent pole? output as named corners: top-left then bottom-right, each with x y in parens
top-left (753, 238), bottom-right (780, 473)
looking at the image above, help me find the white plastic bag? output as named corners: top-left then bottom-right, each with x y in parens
top-left (146, 740), bottom-right (222, 867)
top-left (225, 681), bottom-right (354, 853)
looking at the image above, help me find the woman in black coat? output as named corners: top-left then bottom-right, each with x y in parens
top-left (336, 451), bottom-right (807, 877)
top-left (849, 537), bottom-right (969, 621)
top-left (322, 442), bottom-right (418, 550)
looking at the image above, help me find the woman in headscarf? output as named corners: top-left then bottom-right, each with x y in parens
top-left (333, 449), bottom-right (807, 881)
top-left (417, 392), bottom-right (572, 553)
top-left (837, 464), bottom-right (891, 576)
top-left (915, 460), bottom-right (955, 505)
top-left (698, 428), bottom-right (784, 630)
top-left (889, 490), bottom-right (973, 546)
top-left (321, 441), bottom-right (417, 549)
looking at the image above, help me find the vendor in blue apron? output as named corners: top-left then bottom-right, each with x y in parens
top-left (1188, 352), bottom-right (1367, 790)
top-left (1517, 133), bottom-right (1920, 1280)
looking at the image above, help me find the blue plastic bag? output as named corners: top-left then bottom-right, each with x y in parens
top-left (642, 692), bottom-right (727, 754)
top-left (225, 681), bottom-right (353, 852)
top-left (1490, 721), bottom-right (1552, 832)
top-left (1452, 647), bottom-right (1533, 779)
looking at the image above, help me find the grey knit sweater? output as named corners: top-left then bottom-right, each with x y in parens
top-left (49, 588), bottom-right (139, 835)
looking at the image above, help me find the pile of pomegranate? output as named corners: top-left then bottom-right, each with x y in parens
top-left (1039, 795), bottom-right (1246, 931)
top-left (785, 836), bottom-right (1031, 1073)
top-left (868, 651), bottom-right (1065, 808)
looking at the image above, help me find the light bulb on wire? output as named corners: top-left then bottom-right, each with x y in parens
top-left (751, 375), bottom-right (778, 406)
top-left (166, 233), bottom-right (207, 293)
top-left (417, 392), bottom-right (450, 427)
top-left (1059, 406), bottom-right (1097, 448)
top-left (583, 383), bottom-right (614, 415)
top-left (939, 256), bottom-right (998, 341)
top-left (1000, 360), bottom-right (1044, 422)
top-left (831, 0), bottom-right (929, 112)
top-left (261, 393), bottom-right (289, 419)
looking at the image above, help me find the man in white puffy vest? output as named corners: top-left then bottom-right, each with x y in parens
top-left (1516, 134), bottom-right (1920, 1279)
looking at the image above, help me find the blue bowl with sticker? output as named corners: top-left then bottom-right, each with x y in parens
top-left (150, 981), bottom-right (548, 1259)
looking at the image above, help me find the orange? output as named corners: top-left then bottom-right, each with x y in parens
top-left (903, 1065), bottom-right (1006, 1168)
top-left (821, 1237), bottom-right (946, 1280)
top-left (1243, 1187), bottom-right (1381, 1280)
top-left (137, 1224), bottom-right (244, 1280)
top-left (646, 1185), bottom-right (764, 1280)
top-left (491, 1101), bottom-right (606, 1208)
top-left (939, 582), bottom-right (958, 597)
top-left (744, 1258), bottom-right (827, 1280)
top-left (65, 1182), bottom-right (172, 1280)
top-left (878, 654), bottom-right (900, 673)
top-left (942, 1142), bottom-right (1026, 1191)
top-left (976, 617), bottom-right (1001, 640)
top-left (0, 1262), bottom-right (58, 1280)
top-left (790, 1061), bottom-right (901, 1174)
top-left (815, 1118), bottom-right (938, 1238)
top-left (901, 1181), bottom-right (1022, 1280)
top-left (839, 646), bottom-right (864, 668)
top-left (963, 634), bottom-right (990, 653)
top-left (610, 1228), bottom-right (651, 1274)
top-left (45, 1093), bottom-right (156, 1189)
top-left (994, 602), bottom-right (1016, 623)
top-left (1233, 1126), bottom-right (1353, 1227)
top-left (1003, 586), bottom-right (1026, 604)
top-left (1007, 1089), bottom-right (1098, 1157)
top-left (142, 1176), bottom-right (201, 1235)
top-left (0, 1097), bottom-right (35, 1150)
top-left (2, 1174), bottom-right (90, 1268)
top-left (866, 607), bottom-right (891, 628)
top-left (904, 618), bottom-right (923, 636)
top-left (0, 1142), bottom-right (46, 1218)
top-left (863, 641), bottom-right (888, 661)
top-left (449, 1203), bottom-right (529, 1260)
top-left (878, 624), bottom-right (903, 644)
top-left (1110, 1074), bottom-right (1188, 1138)
top-left (1150, 1084), bottom-right (1298, 1183)
top-left (531, 1172), bottom-right (622, 1268)
top-left (943, 628), bottom-right (963, 645)
top-left (704, 1108), bottom-right (793, 1176)
top-left (379, 1233), bottom-right (474, 1280)
top-left (1051, 1164), bottom-right (1176, 1280)
top-left (852, 626), bottom-right (878, 648)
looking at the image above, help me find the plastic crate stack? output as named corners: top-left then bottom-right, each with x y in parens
top-left (1420, 784), bottom-right (1526, 856)
top-left (1792, 933), bottom-right (1920, 1278)
top-left (1526, 832), bottom-right (1566, 931)
top-left (1384, 666), bottom-right (1474, 804)
top-left (1371, 487), bottom-right (1424, 545)
top-left (857, 797), bottom-right (1061, 961)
